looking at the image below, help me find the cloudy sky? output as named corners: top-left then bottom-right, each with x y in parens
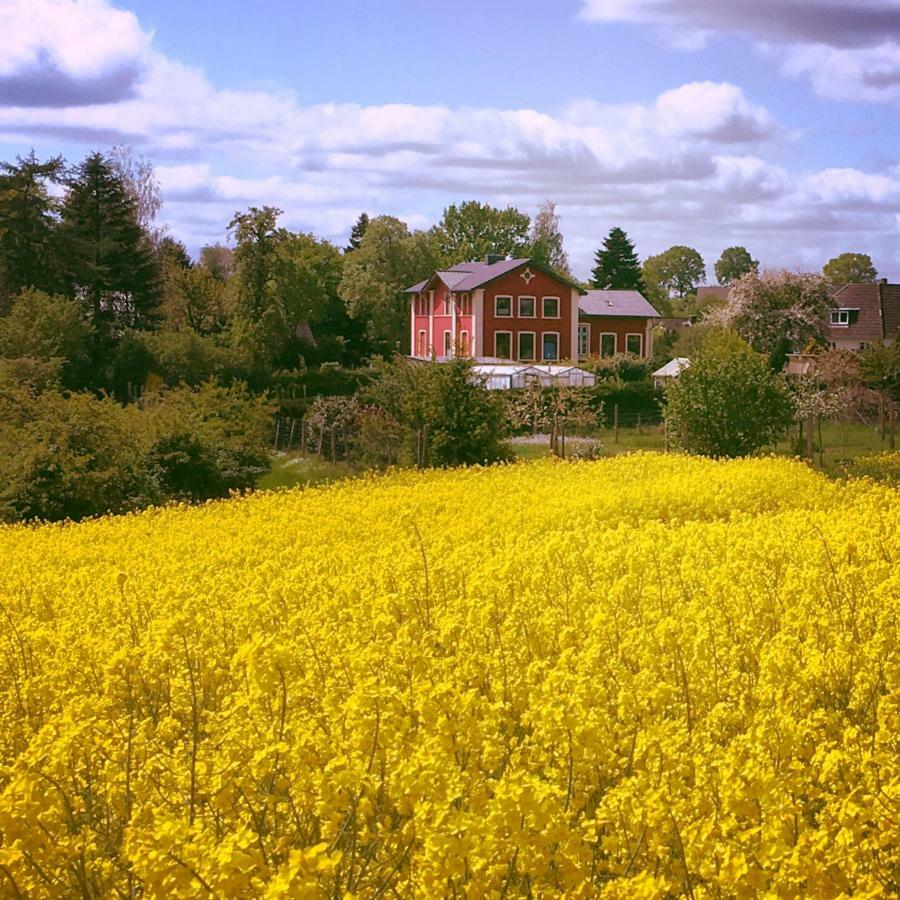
top-left (2, 0), bottom-right (900, 281)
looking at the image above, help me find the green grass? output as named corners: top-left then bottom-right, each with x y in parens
top-left (261, 423), bottom-right (894, 488)
top-left (511, 421), bottom-right (894, 472)
top-left (257, 453), bottom-right (350, 491)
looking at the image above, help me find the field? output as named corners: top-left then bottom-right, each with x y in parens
top-left (0, 455), bottom-right (898, 897)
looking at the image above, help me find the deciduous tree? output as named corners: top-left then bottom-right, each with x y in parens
top-left (823, 252), bottom-right (877, 286)
top-left (714, 246), bottom-right (758, 285)
top-left (642, 245), bottom-right (706, 307)
top-left (707, 269), bottom-right (832, 369)
top-left (664, 331), bottom-right (794, 457)
top-left (435, 201), bottom-right (530, 264)
top-left (529, 200), bottom-right (569, 274)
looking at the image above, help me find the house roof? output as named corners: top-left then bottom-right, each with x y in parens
top-left (579, 290), bottom-right (660, 318)
top-left (831, 283), bottom-right (888, 343)
top-left (696, 285), bottom-right (732, 305)
top-left (406, 258), bottom-right (585, 294)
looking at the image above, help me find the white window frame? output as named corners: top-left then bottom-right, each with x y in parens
top-left (831, 309), bottom-right (850, 326)
top-left (495, 295), bottom-right (513, 317)
top-left (417, 329), bottom-right (427, 356)
top-left (577, 323), bottom-right (590, 358)
top-left (459, 330), bottom-right (470, 355)
top-left (599, 332), bottom-right (617, 357)
top-left (625, 333), bottom-right (643, 356)
top-left (459, 293), bottom-right (471, 316)
top-left (518, 331), bottom-right (536, 361)
top-left (443, 330), bottom-right (453, 356)
top-left (542, 296), bottom-right (560, 319)
top-left (542, 331), bottom-right (560, 361)
top-left (495, 330), bottom-right (513, 359)
top-left (518, 296), bottom-right (536, 318)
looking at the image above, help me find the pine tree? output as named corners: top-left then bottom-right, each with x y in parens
top-left (345, 212), bottom-right (370, 253)
top-left (59, 152), bottom-right (161, 336)
top-left (591, 227), bottom-right (645, 291)
top-left (0, 150), bottom-right (66, 307)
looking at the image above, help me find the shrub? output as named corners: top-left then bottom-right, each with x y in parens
top-left (569, 439), bottom-right (604, 461)
top-left (664, 331), bottom-right (794, 457)
top-left (0, 391), bottom-right (156, 522)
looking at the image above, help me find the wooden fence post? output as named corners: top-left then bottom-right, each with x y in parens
top-left (806, 413), bottom-right (815, 462)
top-left (288, 418), bottom-right (297, 451)
top-left (613, 404), bottom-right (619, 444)
top-left (273, 418), bottom-right (281, 451)
top-left (330, 426), bottom-right (337, 464)
top-left (300, 417), bottom-right (307, 457)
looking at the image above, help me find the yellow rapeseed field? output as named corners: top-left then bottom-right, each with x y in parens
top-left (0, 454), bottom-right (898, 898)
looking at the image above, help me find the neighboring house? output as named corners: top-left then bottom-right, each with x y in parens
top-left (651, 357), bottom-right (690, 389)
top-left (406, 256), bottom-right (660, 363)
top-left (827, 280), bottom-right (900, 350)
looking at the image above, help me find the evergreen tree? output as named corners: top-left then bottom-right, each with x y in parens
top-left (529, 200), bottom-right (570, 274)
top-left (58, 152), bottom-right (161, 337)
top-left (591, 227), bottom-right (645, 291)
top-left (0, 150), bottom-right (66, 307)
top-left (345, 212), bottom-right (370, 253)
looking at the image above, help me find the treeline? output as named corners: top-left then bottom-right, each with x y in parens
top-left (0, 149), bottom-right (573, 399)
top-left (589, 227), bottom-right (883, 317)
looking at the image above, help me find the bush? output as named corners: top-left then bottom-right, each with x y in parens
top-left (0, 289), bottom-right (94, 388)
top-left (664, 331), bottom-right (794, 457)
top-left (0, 382), bottom-right (273, 521)
top-left (364, 357), bottom-right (512, 467)
top-left (583, 353), bottom-right (650, 383)
top-left (843, 451), bottom-right (900, 485)
top-left (569, 439), bottom-right (604, 461)
top-left (0, 391), bottom-right (156, 522)
top-left (146, 382), bottom-right (272, 497)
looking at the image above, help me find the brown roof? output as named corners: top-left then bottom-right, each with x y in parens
top-left (830, 283), bottom-right (886, 343)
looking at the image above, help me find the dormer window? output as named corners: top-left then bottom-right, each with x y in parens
top-left (831, 309), bottom-right (850, 326)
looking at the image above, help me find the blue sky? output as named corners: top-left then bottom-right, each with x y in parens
top-left (2, 0), bottom-right (900, 280)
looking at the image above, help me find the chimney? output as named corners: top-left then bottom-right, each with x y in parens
top-left (880, 277), bottom-right (888, 285)
top-left (485, 253), bottom-right (505, 265)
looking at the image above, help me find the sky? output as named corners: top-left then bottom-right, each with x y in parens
top-left (2, 0), bottom-right (900, 281)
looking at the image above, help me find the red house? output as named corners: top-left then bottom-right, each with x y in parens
top-left (406, 256), bottom-right (659, 362)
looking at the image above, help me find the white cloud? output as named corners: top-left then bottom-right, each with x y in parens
top-left (2, 0), bottom-right (899, 279)
top-left (581, 0), bottom-right (900, 105)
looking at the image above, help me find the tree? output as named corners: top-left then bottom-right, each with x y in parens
top-left (642, 246), bottom-right (706, 307)
top-left (0, 288), bottom-right (94, 388)
top-left (664, 331), bottom-right (794, 457)
top-left (823, 252), bottom-right (877, 286)
top-left (269, 233), bottom-right (344, 363)
top-left (529, 201), bottom-right (569, 273)
top-left (714, 246), bottom-right (758, 285)
top-left (345, 212), bottom-right (370, 253)
top-left (859, 341), bottom-right (900, 440)
top-left (58, 152), bottom-right (162, 337)
top-left (434, 201), bottom-right (530, 264)
top-left (0, 150), bottom-right (66, 306)
top-left (199, 244), bottom-right (235, 282)
top-left (707, 269), bottom-right (833, 369)
top-left (161, 265), bottom-right (230, 335)
top-left (339, 216), bottom-right (439, 353)
top-left (228, 206), bottom-right (283, 320)
top-left (590, 227), bottom-right (644, 291)
top-left (109, 146), bottom-right (162, 235)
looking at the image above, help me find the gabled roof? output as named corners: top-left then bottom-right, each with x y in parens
top-left (580, 290), bottom-right (660, 318)
top-left (831, 283), bottom-right (887, 342)
top-left (406, 258), bottom-right (585, 294)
